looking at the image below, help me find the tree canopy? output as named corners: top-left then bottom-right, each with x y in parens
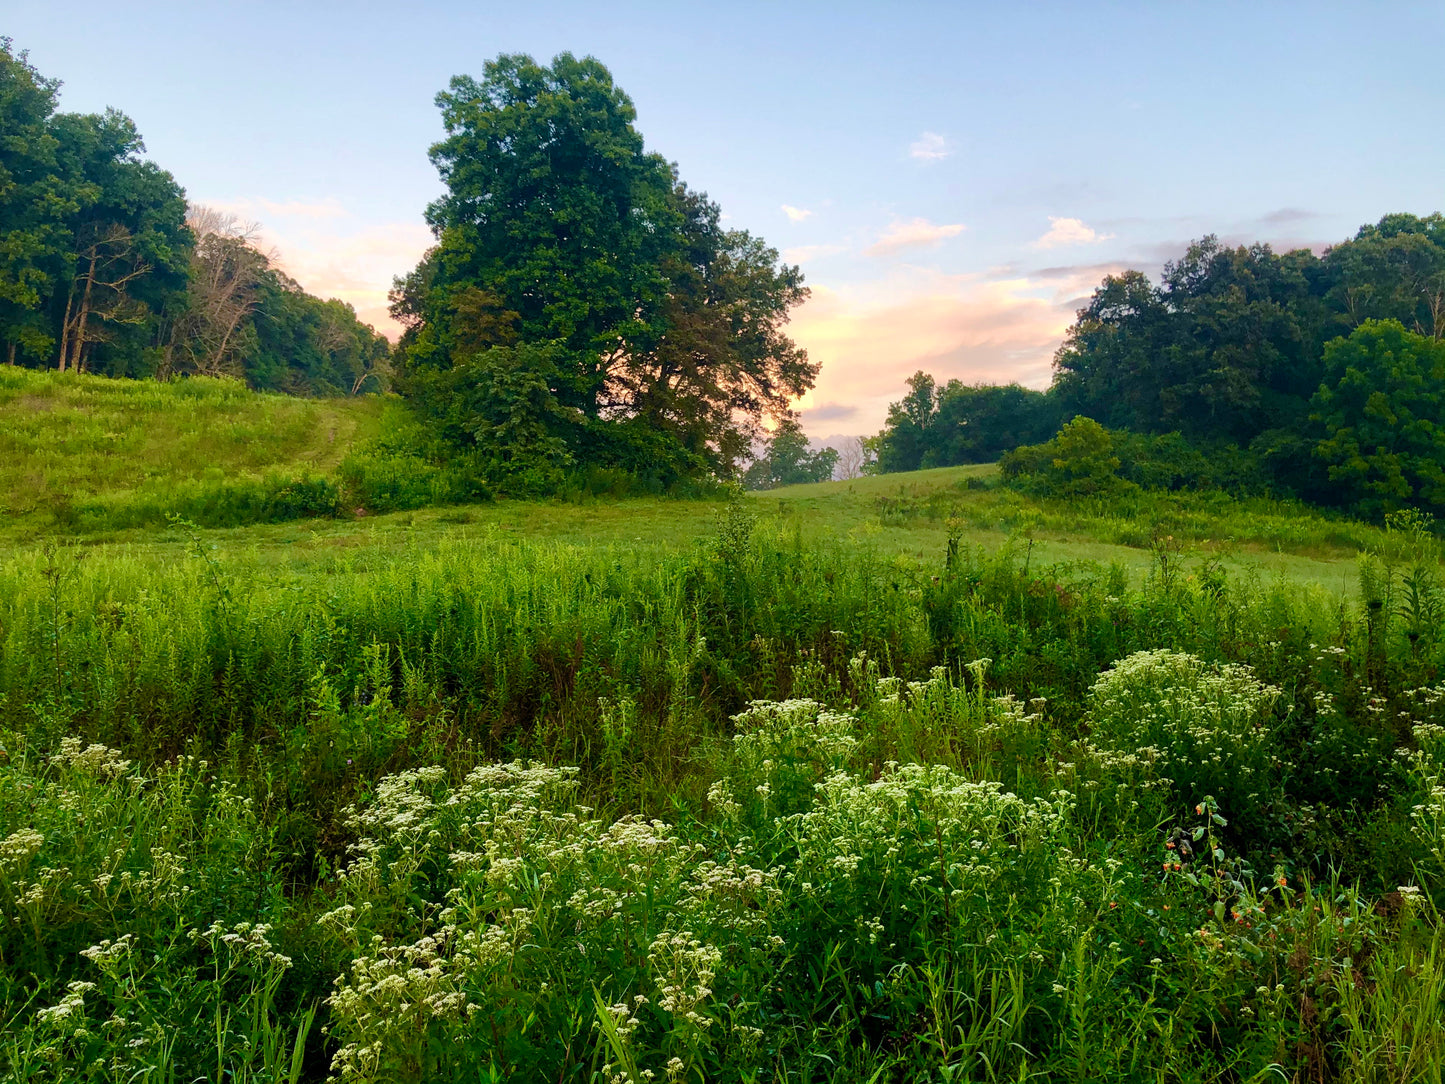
top-left (0, 39), bottom-right (389, 396)
top-left (391, 53), bottom-right (816, 488)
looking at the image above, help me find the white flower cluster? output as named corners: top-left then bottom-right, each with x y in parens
top-left (1403, 723), bottom-right (1445, 872)
top-left (48, 737), bottom-right (133, 778)
top-left (788, 762), bottom-right (1070, 905)
top-left (323, 758), bottom-right (782, 1081)
top-left (0, 826), bottom-right (44, 873)
top-left (1085, 650), bottom-right (1277, 793)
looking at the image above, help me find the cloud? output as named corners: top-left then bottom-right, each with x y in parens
top-left (1031, 216), bottom-right (1115, 250)
top-left (909, 131), bottom-right (949, 162)
top-left (788, 269), bottom-right (1079, 435)
top-left (865, 217), bottom-right (966, 257)
top-left (800, 402), bottom-right (859, 424)
top-left (1259, 207), bottom-right (1318, 226)
top-left (781, 204), bottom-right (813, 223)
top-left (782, 243), bottom-right (847, 263)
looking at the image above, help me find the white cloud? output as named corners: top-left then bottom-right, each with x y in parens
top-left (909, 131), bottom-right (950, 162)
top-left (1031, 216), bottom-right (1115, 250)
top-left (782, 204), bottom-right (813, 222)
top-left (782, 244), bottom-right (847, 263)
top-left (865, 217), bottom-right (966, 257)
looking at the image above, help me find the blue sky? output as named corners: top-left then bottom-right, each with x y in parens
top-left (9, 1), bottom-right (1443, 434)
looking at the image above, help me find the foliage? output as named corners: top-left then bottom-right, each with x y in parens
top-left (4, 478), bottom-right (1445, 1076)
top-left (999, 416), bottom-right (1128, 498)
top-left (742, 415), bottom-right (838, 489)
top-left (1310, 319), bottom-right (1445, 519)
top-left (870, 371), bottom-right (1060, 474)
top-left (0, 40), bottom-right (390, 396)
top-left (391, 53), bottom-right (815, 487)
top-left (1036, 214), bottom-right (1445, 520)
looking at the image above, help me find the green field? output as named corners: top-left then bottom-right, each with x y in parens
top-left (3, 373), bottom-right (1444, 1082)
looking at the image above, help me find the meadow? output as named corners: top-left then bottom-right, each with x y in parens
top-left (3, 374), bottom-right (1445, 1082)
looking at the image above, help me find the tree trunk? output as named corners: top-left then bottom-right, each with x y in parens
top-left (68, 254), bottom-right (98, 373)
top-left (57, 287), bottom-right (75, 370)
top-left (5, 342), bottom-right (14, 366)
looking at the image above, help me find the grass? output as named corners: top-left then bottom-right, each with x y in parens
top-left (0, 367), bottom-right (383, 538)
top-left (3, 370), bottom-right (1445, 1080)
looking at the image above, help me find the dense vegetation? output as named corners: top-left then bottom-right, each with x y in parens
top-left (3, 478), bottom-right (1445, 1081)
top-left (869, 216), bottom-right (1445, 521)
top-left (0, 40), bottom-right (389, 396)
top-left (6, 30), bottom-right (1445, 1084)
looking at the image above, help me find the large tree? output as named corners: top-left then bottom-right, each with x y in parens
top-left (392, 53), bottom-right (815, 483)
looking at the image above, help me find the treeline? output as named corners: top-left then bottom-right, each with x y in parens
top-left (869, 214), bottom-right (1445, 519)
top-left (0, 40), bottom-right (389, 396)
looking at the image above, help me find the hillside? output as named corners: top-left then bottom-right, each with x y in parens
top-left (0, 368), bottom-right (385, 536)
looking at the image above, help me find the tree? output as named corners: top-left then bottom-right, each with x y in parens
top-left (744, 415), bottom-right (838, 489)
top-left (0, 40), bottom-right (72, 365)
top-left (1053, 241), bottom-right (1328, 443)
top-left (1325, 214), bottom-right (1445, 340)
top-left (835, 436), bottom-right (869, 480)
top-left (47, 107), bottom-right (190, 376)
top-left (620, 184), bottom-right (815, 475)
top-left (393, 53), bottom-right (815, 485)
top-left (870, 372), bottom-right (1057, 473)
top-left (1310, 320), bottom-right (1445, 518)
top-left (163, 207), bottom-right (270, 378)
top-left (872, 371), bottom-right (937, 473)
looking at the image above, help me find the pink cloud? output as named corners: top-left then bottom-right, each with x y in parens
top-left (865, 217), bottom-right (966, 257)
top-left (1031, 216), bottom-right (1114, 250)
top-left (788, 270), bottom-right (1079, 435)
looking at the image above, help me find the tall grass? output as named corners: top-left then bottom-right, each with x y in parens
top-left (3, 505), bottom-right (1445, 1080)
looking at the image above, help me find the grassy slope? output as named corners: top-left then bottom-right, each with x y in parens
top-left (0, 368), bottom-right (1383, 594)
top-left (0, 367), bottom-right (384, 535)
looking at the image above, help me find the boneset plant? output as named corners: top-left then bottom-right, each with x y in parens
top-left (1084, 649), bottom-right (1280, 813)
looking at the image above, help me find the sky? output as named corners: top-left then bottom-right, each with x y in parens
top-left (9, 1), bottom-right (1444, 436)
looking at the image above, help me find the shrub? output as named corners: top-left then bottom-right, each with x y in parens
top-left (1000, 416), bottom-right (1130, 498)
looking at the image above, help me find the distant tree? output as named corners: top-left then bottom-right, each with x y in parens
top-left (744, 415), bottom-right (838, 489)
top-left (872, 371), bottom-right (937, 473)
top-left (835, 436), bottom-right (869, 479)
top-left (870, 371), bottom-right (1057, 473)
top-left (1310, 320), bottom-right (1445, 518)
top-left (163, 207), bottom-right (270, 378)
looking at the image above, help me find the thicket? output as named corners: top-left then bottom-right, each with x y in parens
top-left (1000, 417), bottom-right (1269, 499)
top-left (3, 510), bottom-right (1445, 1079)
